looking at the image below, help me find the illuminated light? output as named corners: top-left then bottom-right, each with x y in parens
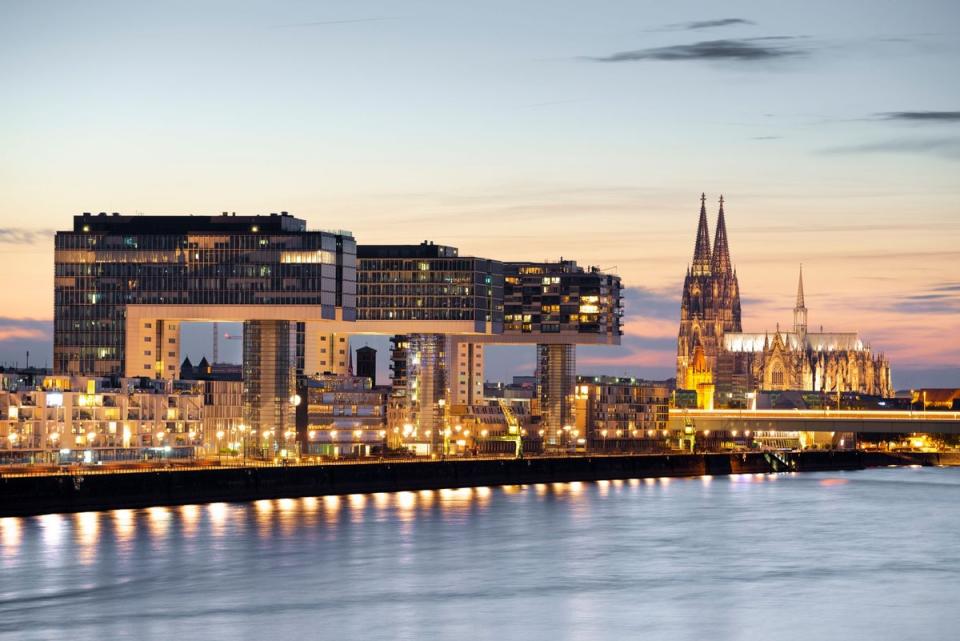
top-left (278, 498), bottom-right (296, 513)
top-left (308, 430), bottom-right (316, 440)
top-left (731, 430), bottom-right (738, 437)
top-left (255, 500), bottom-right (273, 514)
top-left (396, 491), bottom-right (416, 511)
top-left (0, 517), bottom-right (22, 551)
top-left (302, 497), bottom-right (319, 511)
top-left (819, 478), bottom-right (849, 487)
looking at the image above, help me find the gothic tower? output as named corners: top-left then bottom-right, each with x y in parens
top-left (677, 194), bottom-right (742, 391)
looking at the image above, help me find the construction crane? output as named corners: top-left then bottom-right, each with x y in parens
top-left (494, 398), bottom-right (524, 459)
top-left (212, 323), bottom-right (241, 364)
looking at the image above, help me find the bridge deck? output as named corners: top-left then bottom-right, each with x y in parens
top-left (668, 409), bottom-right (960, 434)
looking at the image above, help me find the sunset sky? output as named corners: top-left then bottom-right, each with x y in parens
top-left (1, 1), bottom-right (958, 388)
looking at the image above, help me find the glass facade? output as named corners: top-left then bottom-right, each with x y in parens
top-left (54, 213), bottom-right (356, 376)
top-left (356, 243), bottom-right (503, 331)
top-left (502, 261), bottom-right (622, 338)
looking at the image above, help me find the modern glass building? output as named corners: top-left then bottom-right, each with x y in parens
top-left (356, 242), bottom-right (503, 332)
top-left (54, 212), bottom-right (355, 377)
top-left (502, 260), bottom-right (622, 339)
top-left (53, 213), bottom-right (622, 455)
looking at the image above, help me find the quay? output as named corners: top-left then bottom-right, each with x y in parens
top-left (2, 450), bottom-right (958, 517)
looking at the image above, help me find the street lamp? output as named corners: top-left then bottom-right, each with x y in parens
top-left (438, 398), bottom-right (447, 459)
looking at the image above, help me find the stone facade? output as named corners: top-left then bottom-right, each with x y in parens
top-left (678, 196), bottom-right (893, 406)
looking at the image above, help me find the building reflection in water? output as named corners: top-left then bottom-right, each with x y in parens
top-left (0, 517), bottom-right (22, 561)
top-left (74, 511), bottom-right (100, 565)
top-left (207, 502), bottom-right (228, 538)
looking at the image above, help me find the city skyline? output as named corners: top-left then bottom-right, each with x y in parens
top-left (2, 1), bottom-right (958, 387)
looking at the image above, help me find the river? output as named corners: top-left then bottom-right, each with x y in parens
top-left (1, 466), bottom-right (958, 640)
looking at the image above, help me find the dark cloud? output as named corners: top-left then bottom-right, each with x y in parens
top-left (621, 287), bottom-right (678, 320)
top-left (932, 282), bottom-right (960, 292)
top-left (821, 138), bottom-right (960, 160)
top-left (877, 111), bottom-right (960, 123)
top-left (893, 367), bottom-right (960, 390)
top-left (587, 38), bottom-right (805, 63)
top-left (0, 318), bottom-right (52, 367)
top-left (0, 228), bottom-right (54, 244)
top-left (657, 18), bottom-right (755, 31)
top-left (887, 292), bottom-right (960, 315)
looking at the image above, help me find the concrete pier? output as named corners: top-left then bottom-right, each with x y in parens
top-left (1, 451), bottom-right (957, 517)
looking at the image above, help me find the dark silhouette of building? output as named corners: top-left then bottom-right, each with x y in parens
top-left (355, 346), bottom-right (377, 386)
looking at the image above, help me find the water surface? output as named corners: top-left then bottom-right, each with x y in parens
top-left (2, 467), bottom-right (958, 640)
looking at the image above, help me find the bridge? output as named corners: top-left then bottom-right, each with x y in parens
top-left (668, 409), bottom-right (960, 435)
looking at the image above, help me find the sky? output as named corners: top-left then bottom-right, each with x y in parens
top-left (1, 0), bottom-right (958, 389)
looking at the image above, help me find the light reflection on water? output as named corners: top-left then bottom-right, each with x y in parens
top-left (0, 468), bottom-right (959, 641)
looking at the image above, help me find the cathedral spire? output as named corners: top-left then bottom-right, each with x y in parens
top-left (794, 264), bottom-right (808, 338)
top-left (796, 263), bottom-right (805, 308)
top-left (711, 194), bottom-right (732, 275)
top-left (691, 193), bottom-right (712, 276)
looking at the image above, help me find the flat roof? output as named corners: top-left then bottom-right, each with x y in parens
top-left (67, 212), bottom-right (316, 234)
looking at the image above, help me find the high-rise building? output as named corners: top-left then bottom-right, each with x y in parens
top-left (53, 216), bottom-right (621, 456)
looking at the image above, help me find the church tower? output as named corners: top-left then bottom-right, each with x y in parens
top-left (793, 265), bottom-right (808, 339)
top-left (678, 194), bottom-right (742, 393)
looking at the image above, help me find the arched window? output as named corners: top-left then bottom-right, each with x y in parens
top-left (772, 367), bottom-right (784, 387)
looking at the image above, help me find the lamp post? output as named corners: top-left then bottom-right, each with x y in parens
top-left (238, 424), bottom-right (247, 466)
top-left (438, 398), bottom-right (447, 459)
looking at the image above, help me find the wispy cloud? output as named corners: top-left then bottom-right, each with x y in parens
top-left (0, 228), bottom-right (54, 245)
top-left (0, 317), bottom-right (51, 343)
top-left (821, 138), bottom-right (960, 160)
top-left (877, 111), bottom-right (960, 123)
top-left (621, 287), bottom-right (678, 320)
top-left (649, 18), bottom-right (756, 32)
top-left (586, 37), bottom-right (805, 63)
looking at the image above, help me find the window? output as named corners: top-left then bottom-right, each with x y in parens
top-left (144, 350), bottom-right (151, 356)
top-left (144, 364), bottom-right (151, 370)
top-left (168, 338), bottom-right (176, 344)
top-left (145, 322), bottom-right (152, 329)
top-left (144, 336), bottom-right (152, 343)
top-left (168, 352), bottom-right (175, 357)
top-left (772, 367), bottom-right (784, 386)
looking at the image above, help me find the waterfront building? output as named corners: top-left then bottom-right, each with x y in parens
top-left (503, 260), bottom-right (623, 447)
top-left (179, 358), bottom-right (244, 455)
top-left (677, 196), bottom-right (892, 407)
top-left (574, 376), bottom-right (671, 451)
top-left (298, 374), bottom-right (387, 457)
top-left (52, 215), bottom-right (621, 456)
top-left (0, 377), bottom-right (203, 463)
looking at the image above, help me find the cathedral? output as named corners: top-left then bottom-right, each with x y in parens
top-left (677, 195), bottom-right (892, 407)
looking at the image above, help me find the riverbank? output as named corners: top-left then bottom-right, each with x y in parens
top-left (2, 450), bottom-right (958, 517)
